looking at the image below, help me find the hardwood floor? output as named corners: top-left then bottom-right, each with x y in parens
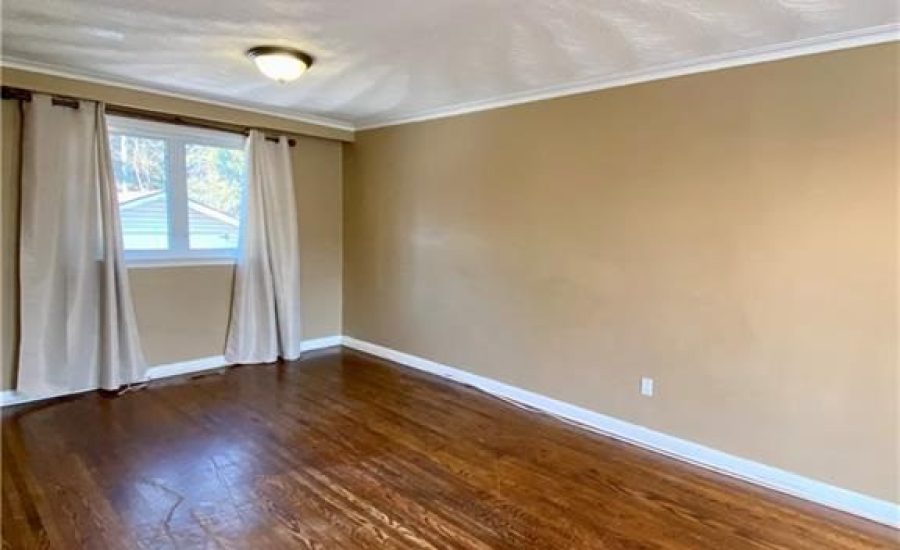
top-left (2, 348), bottom-right (896, 549)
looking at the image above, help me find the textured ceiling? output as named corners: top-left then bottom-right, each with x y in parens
top-left (2, 1), bottom-right (898, 128)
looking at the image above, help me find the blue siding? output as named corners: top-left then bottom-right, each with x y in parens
top-left (119, 193), bottom-right (238, 250)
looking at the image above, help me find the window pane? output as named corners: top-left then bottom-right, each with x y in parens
top-left (110, 133), bottom-right (169, 250)
top-left (185, 144), bottom-right (245, 250)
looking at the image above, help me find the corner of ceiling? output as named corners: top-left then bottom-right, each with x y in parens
top-left (4, 22), bottom-right (898, 135)
top-left (354, 23), bottom-right (899, 131)
top-left (0, 56), bottom-right (359, 134)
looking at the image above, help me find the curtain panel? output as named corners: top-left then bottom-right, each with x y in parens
top-left (225, 130), bottom-right (302, 364)
top-left (18, 94), bottom-right (146, 395)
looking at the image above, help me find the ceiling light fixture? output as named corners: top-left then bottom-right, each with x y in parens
top-left (246, 46), bottom-right (313, 83)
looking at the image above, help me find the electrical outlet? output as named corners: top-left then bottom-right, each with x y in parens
top-left (640, 377), bottom-right (654, 397)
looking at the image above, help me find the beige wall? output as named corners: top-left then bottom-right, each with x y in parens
top-left (344, 43), bottom-right (899, 502)
top-left (1, 101), bottom-right (21, 388)
top-left (1, 71), bottom-right (343, 384)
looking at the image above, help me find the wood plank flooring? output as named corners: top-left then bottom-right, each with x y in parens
top-left (2, 347), bottom-right (896, 549)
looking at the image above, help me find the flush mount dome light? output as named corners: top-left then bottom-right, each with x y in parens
top-left (246, 46), bottom-right (313, 82)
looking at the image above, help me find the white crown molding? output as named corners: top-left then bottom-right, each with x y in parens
top-left (4, 25), bottom-right (897, 134)
top-left (341, 336), bottom-right (900, 528)
top-left (0, 57), bottom-right (356, 133)
top-left (356, 24), bottom-right (900, 130)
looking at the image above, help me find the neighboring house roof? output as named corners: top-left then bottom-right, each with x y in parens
top-left (119, 191), bottom-right (238, 248)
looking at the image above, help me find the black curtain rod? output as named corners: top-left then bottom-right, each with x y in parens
top-left (1, 86), bottom-right (296, 147)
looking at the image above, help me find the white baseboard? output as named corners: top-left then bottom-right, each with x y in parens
top-left (340, 336), bottom-right (900, 528)
top-left (0, 358), bottom-right (229, 407)
top-left (0, 387), bottom-right (96, 407)
top-left (145, 355), bottom-right (229, 381)
top-left (2, 335), bottom-right (344, 407)
top-left (301, 335), bottom-right (344, 351)
top-left (0, 390), bottom-right (18, 406)
top-left (140, 334), bottom-right (344, 381)
top-left (6, 334), bottom-right (896, 527)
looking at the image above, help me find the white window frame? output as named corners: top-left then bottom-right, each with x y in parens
top-left (107, 116), bottom-right (246, 267)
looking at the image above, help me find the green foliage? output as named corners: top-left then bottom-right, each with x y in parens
top-left (110, 133), bottom-right (245, 220)
top-left (110, 134), bottom-right (166, 193)
top-left (186, 144), bottom-right (245, 219)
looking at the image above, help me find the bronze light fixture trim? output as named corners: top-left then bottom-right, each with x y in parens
top-left (246, 46), bottom-right (314, 82)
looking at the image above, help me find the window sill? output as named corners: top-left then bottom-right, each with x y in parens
top-left (126, 257), bottom-right (237, 269)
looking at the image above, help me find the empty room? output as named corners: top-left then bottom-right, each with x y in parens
top-left (1, 1), bottom-right (898, 548)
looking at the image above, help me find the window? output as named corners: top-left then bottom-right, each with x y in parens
top-left (108, 117), bottom-right (246, 264)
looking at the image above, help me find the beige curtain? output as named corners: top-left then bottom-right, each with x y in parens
top-left (17, 94), bottom-right (146, 396)
top-left (225, 130), bottom-right (302, 364)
